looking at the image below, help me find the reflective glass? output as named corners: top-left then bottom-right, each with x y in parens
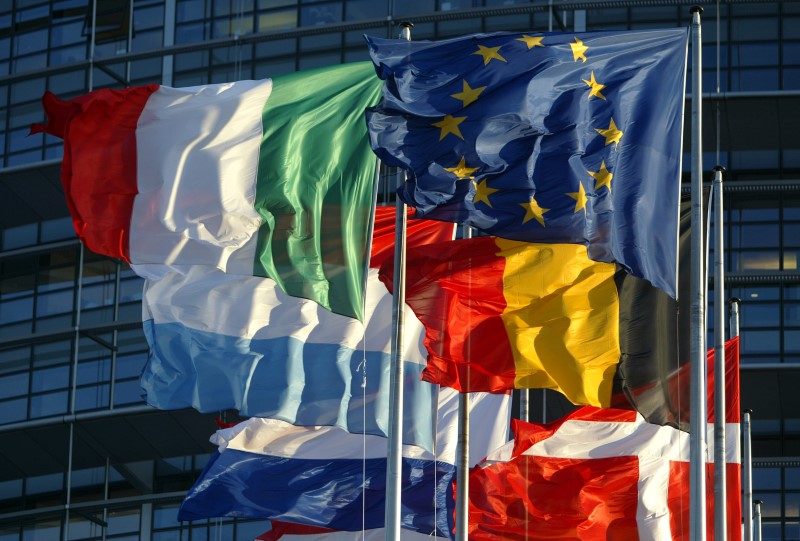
top-left (37, 289), bottom-right (74, 316)
top-left (32, 341), bottom-right (71, 368)
top-left (787, 492), bottom-right (800, 516)
top-left (741, 330), bottom-right (781, 354)
top-left (788, 467), bottom-right (800, 489)
top-left (0, 397), bottom-right (27, 423)
top-left (344, 0), bottom-right (387, 21)
top-left (732, 223), bottom-right (780, 248)
top-left (113, 378), bottom-right (145, 406)
top-left (106, 508), bottom-right (140, 535)
top-left (2, 223), bottom-right (37, 250)
top-left (0, 297), bottom-right (33, 324)
top-left (29, 390), bottom-right (67, 417)
top-left (31, 366), bottom-right (69, 392)
top-left (786, 330), bottom-right (800, 353)
top-left (300, 3), bottom-right (342, 26)
top-left (733, 250), bottom-right (780, 272)
top-left (21, 520), bottom-right (60, 541)
top-left (258, 8), bottom-right (296, 31)
top-left (39, 217), bottom-right (76, 243)
top-left (25, 473), bottom-right (63, 495)
top-left (0, 372), bottom-right (28, 399)
top-left (177, 0), bottom-right (208, 22)
top-left (75, 383), bottom-right (109, 410)
top-left (755, 467), bottom-right (782, 490)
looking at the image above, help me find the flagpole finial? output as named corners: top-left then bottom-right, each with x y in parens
top-left (690, 5), bottom-right (704, 14)
top-left (713, 165), bottom-right (726, 173)
top-left (728, 297), bottom-right (741, 305)
top-left (399, 21), bottom-right (414, 29)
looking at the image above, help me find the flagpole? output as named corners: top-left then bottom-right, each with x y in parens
top-left (712, 165), bottom-right (726, 541)
top-left (753, 500), bottom-right (763, 541)
top-left (689, 6), bottom-right (707, 541)
top-left (384, 22), bottom-right (413, 541)
top-left (729, 297), bottom-right (749, 541)
top-left (455, 225), bottom-right (471, 541)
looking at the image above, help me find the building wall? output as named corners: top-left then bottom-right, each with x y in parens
top-left (0, 0), bottom-right (798, 539)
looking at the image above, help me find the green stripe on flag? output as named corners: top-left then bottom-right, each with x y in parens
top-left (253, 62), bottom-right (383, 320)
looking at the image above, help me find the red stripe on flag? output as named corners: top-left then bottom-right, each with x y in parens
top-left (469, 455), bottom-right (640, 541)
top-left (35, 86), bottom-right (158, 261)
top-left (379, 235), bottom-right (516, 391)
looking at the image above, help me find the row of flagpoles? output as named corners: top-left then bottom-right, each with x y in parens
top-left (377, 8), bottom-right (759, 541)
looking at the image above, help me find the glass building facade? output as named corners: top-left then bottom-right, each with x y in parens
top-left (0, 0), bottom-right (798, 539)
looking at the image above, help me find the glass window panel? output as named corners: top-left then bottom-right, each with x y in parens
top-left (733, 250), bottom-right (780, 272)
top-left (300, 3), bottom-right (342, 26)
top-left (731, 17), bottom-right (779, 40)
top-left (1, 271), bottom-right (35, 298)
top-left (177, 0), bottom-right (208, 22)
top-left (741, 330), bottom-right (781, 354)
top-left (254, 57), bottom-right (295, 78)
top-left (733, 285), bottom-right (779, 301)
top-left (131, 29), bottom-right (164, 53)
top-left (760, 523), bottom-right (781, 541)
top-left (260, 0), bottom-right (295, 7)
top-left (106, 508), bottom-right (140, 535)
top-left (81, 283), bottom-right (114, 309)
top-left (22, 520), bottom-right (61, 541)
top-left (29, 390), bottom-right (68, 417)
top-left (786, 303), bottom-right (800, 326)
top-left (787, 467), bottom-right (800, 489)
top-left (75, 383), bottom-right (109, 411)
top-left (153, 531), bottom-right (181, 541)
top-left (116, 352), bottom-right (147, 379)
top-left (77, 358), bottom-right (111, 385)
top-left (176, 21), bottom-right (209, 43)
top-left (0, 372), bottom-right (28, 399)
top-left (345, 0), bottom-right (387, 21)
top-left (50, 20), bottom-right (85, 47)
top-left (120, 277), bottom-right (144, 303)
top-left (31, 365), bottom-right (69, 392)
top-left (754, 467), bottom-right (782, 490)
top-left (49, 44), bottom-right (88, 65)
top-left (0, 478), bottom-right (22, 501)
top-left (786, 330), bottom-right (800, 353)
top-left (733, 199), bottom-right (780, 222)
top-left (0, 297), bottom-right (34, 324)
top-left (9, 127), bottom-right (43, 153)
top-left (13, 28), bottom-right (48, 55)
top-left (25, 472), bottom-right (63, 495)
top-left (787, 492), bottom-right (800, 516)
top-left (12, 52), bottom-right (46, 73)
top-left (437, 17), bottom-right (482, 37)
top-left (786, 250), bottom-right (800, 271)
top-left (732, 42), bottom-right (780, 67)
top-left (0, 346), bottom-right (29, 374)
top-left (153, 503), bottom-right (182, 529)
top-left (37, 289), bottom-right (74, 317)
top-left (2, 223), bottom-right (37, 249)
top-left (40, 217), bottom-right (76, 243)
top-left (298, 51), bottom-right (339, 70)
top-left (300, 32), bottom-right (339, 51)
top-left (134, 4), bottom-right (165, 30)
top-left (255, 37), bottom-right (296, 56)
top-left (0, 397), bottom-right (28, 423)
top-left (732, 223), bottom-right (780, 248)
top-left (257, 8), bottom-right (296, 31)
top-left (733, 68), bottom-right (780, 92)
top-left (70, 466), bottom-right (105, 488)
top-left (113, 378), bottom-right (144, 406)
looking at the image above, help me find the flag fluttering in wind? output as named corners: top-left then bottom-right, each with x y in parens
top-left (32, 62), bottom-right (383, 319)
top-left (366, 28), bottom-right (688, 299)
top-left (140, 206), bottom-right (454, 450)
top-left (380, 200), bottom-right (693, 426)
top-left (468, 337), bottom-right (741, 541)
top-left (178, 389), bottom-right (511, 538)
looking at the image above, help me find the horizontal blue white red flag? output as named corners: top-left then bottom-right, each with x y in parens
top-left (178, 389), bottom-right (511, 538)
top-left (140, 207), bottom-right (454, 450)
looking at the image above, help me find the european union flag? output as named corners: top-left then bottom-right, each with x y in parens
top-left (365, 28), bottom-right (688, 298)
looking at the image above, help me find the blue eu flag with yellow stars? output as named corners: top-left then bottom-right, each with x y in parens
top-left (365, 28), bottom-right (688, 299)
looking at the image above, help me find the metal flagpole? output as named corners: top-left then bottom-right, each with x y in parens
top-left (712, 166), bottom-right (726, 541)
top-left (689, 6), bottom-right (707, 541)
top-left (753, 500), bottom-right (763, 541)
top-left (730, 296), bottom-right (751, 541)
top-left (742, 408), bottom-right (754, 541)
top-left (384, 22), bottom-right (413, 541)
top-left (455, 225), bottom-right (472, 541)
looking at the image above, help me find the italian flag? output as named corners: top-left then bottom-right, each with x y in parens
top-left (32, 62), bottom-right (384, 320)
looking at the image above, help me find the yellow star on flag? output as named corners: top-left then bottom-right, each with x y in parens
top-left (444, 156), bottom-right (479, 179)
top-left (473, 45), bottom-right (507, 65)
top-left (451, 80), bottom-right (486, 108)
top-left (596, 118), bottom-right (623, 146)
top-left (588, 161), bottom-right (613, 192)
top-left (472, 179), bottom-right (498, 207)
top-left (583, 71), bottom-right (606, 100)
top-left (517, 35), bottom-right (544, 49)
top-left (567, 182), bottom-right (588, 213)
top-left (520, 196), bottom-right (548, 226)
top-left (571, 37), bottom-right (588, 62)
top-left (432, 114), bottom-right (467, 141)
